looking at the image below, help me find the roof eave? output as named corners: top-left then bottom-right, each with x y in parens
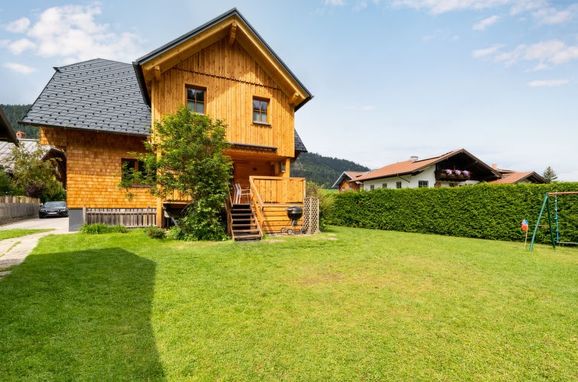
top-left (19, 121), bottom-right (150, 138)
top-left (132, 63), bottom-right (151, 106)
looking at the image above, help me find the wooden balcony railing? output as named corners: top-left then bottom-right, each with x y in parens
top-left (249, 176), bottom-right (306, 205)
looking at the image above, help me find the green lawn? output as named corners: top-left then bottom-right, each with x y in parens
top-left (0, 227), bottom-right (576, 381)
top-left (0, 228), bottom-right (51, 241)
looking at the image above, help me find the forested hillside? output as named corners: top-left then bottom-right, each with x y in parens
top-left (292, 152), bottom-right (369, 188)
top-left (0, 104), bottom-right (37, 138)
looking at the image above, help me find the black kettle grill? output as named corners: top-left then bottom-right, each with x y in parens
top-left (283, 206), bottom-right (303, 234)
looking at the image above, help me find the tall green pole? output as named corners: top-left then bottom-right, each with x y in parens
top-left (529, 193), bottom-right (549, 252)
top-left (546, 196), bottom-right (556, 249)
top-left (554, 195), bottom-right (560, 245)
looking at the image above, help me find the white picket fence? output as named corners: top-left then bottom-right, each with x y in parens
top-left (0, 196), bottom-right (40, 225)
top-left (83, 207), bottom-right (157, 228)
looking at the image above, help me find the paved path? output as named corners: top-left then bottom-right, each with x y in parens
top-left (0, 218), bottom-right (70, 279)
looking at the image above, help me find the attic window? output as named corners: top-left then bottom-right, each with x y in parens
top-left (186, 86), bottom-right (205, 114)
top-left (253, 97), bottom-right (269, 124)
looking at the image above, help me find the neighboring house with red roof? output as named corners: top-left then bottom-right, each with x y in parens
top-left (354, 149), bottom-right (500, 191)
top-left (336, 148), bottom-right (546, 192)
top-left (332, 171), bottom-right (367, 192)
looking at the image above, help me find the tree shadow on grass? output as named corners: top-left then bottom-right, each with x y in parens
top-left (0, 248), bottom-right (165, 381)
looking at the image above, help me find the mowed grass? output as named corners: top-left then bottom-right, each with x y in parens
top-left (0, 227), bottom-right (577, 381)
top-left (0, 228), bottom-right (51, 241)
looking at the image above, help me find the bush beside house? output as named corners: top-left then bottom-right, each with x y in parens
top-left (330, 183), bottom-right (578, 243)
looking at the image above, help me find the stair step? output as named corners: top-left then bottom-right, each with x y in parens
top-left (233, 229), bottom-right (260, 233)
top-left (234, 234), bottom-right (262, 241)
top-left (229, 201), bottom-right (262, 241)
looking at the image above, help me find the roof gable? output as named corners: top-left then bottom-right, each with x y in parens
top-left (133, 9), bottom-right (312, 109)
top-left (331, 171), bottom-right (367, 188)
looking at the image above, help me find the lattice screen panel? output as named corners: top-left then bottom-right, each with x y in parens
top-left (303, 197), bottom-right (320, 234)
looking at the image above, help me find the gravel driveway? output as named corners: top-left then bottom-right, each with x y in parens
top-left (0, 217), bottom-right (70, 278)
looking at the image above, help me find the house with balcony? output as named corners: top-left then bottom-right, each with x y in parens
top-left (354, 149), bottom-right (501, 190)
top-left (342, 148), bottom-right (546, 191)
top-left (21, 9), bottom-right (313, 238)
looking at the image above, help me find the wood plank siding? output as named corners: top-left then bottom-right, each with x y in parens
top-left (39, 128), bottom-right (156, 209)
top-left (151, 39), bottom-right (295, 159)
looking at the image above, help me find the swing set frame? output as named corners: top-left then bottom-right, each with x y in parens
top-left (529, 191), bottom-right (578, 252)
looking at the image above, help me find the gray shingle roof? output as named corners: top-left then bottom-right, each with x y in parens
top-left (22, 59), bottom-right (151, 135)
top-left (22, 57), bottom-right (306, 153)
top-left (294, 130), bottom-right (307, 154)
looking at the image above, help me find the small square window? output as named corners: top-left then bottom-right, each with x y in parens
top-left (121, 158), bottom-right (148, 185)
top-left (253, 97), bottom-right (269, 124)
top-left (369, 185), bottom-right (375, 191)
top-left (396, 181), bottom-right (402, 189)
top-left (186, 86), bottom-right (205, 114)
top-left (418, 180), bottom-right (429, 188)
top-left (382, 183), bottom-right (387, 189)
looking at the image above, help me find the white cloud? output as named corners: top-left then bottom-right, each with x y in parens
top-left (5, 17), bottom-right (30, 33)
top-left (324, 0), bottom-right (346, 5)
top-left (2, 4), bottom-right (141, 63)
top-left (474, 40), bottom-right (578, 69)
top-left (391, 0), bottom-right (509, 14)
top-left (3, 62), bottom-right (35, 74)
top-left (472, 44), bottom-right (503, 58)
top-left (473, 15), bottom-right (500, 30)
top-left (510, 0), bottom-right (546, 15)
top-left (390, 0), bottom-right (577, 25)
top-left (532, 4), bottom-right (578, 25)
top-left (528, 79), bottom-right (569, 87)
top-left (7, 38), bottom-right (35, 54)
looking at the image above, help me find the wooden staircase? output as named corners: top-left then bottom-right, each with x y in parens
top-left (230, 203), bottom-right (262, 241)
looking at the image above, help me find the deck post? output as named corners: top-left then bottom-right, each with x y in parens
top-left (156, 197), bottom-right (164, 227)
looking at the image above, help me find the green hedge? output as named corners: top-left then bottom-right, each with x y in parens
top-left (329, 183), bottom-right (578, 243)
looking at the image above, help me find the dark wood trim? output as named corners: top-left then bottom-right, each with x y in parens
top-left (229, 142), bottom-right (276, 152)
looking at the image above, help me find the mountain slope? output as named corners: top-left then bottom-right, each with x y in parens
top-left (292, 152), bottom-right (369, 188)
top-left (0, 104), bottom-right (37, 139)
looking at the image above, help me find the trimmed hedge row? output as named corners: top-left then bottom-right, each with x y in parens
top-left (329, 183), bottom-right (578, 243)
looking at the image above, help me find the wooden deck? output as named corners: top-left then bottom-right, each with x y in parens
top-left (249, 176), bottom-right (305, 234)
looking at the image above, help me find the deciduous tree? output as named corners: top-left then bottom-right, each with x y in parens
top-left (136, 107), bottom-right (232, 240)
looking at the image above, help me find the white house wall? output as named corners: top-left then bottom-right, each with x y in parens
top-left (362, 166), bottom-right (437, 190)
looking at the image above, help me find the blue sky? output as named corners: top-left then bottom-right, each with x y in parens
top-left (1, 0), bottom-right (577, 179)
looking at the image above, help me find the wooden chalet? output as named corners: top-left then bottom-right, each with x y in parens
top-left (332, 171), bottom-right (367, 192)
top-left (22, 9), bottom-right (313, 239)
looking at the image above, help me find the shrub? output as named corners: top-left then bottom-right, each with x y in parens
top-left (145, 226), bottom-right (166, 239)
top-left (329, 183), bottom-right (578, 244)
top-left (80, 224), bottom-right (128, 234)
top-left (166, 226), bottom-right (184, 240)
